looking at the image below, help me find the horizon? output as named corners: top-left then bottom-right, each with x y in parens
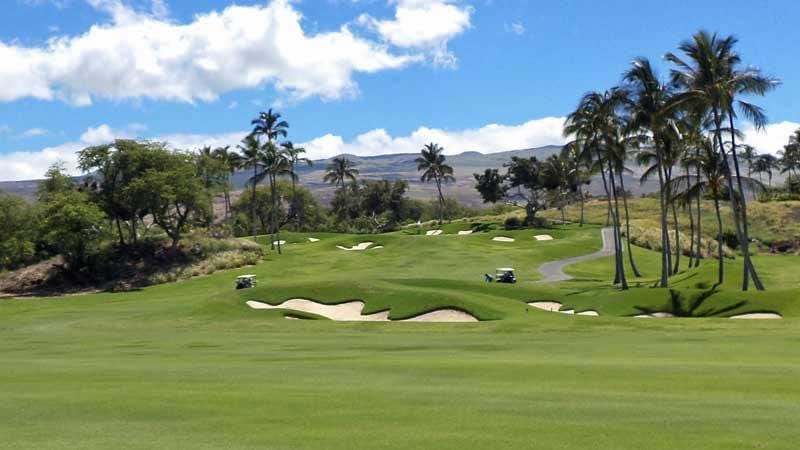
top-left (1, 0), bottom-right (799, 181)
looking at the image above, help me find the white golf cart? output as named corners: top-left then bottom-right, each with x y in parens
top-left (495, 268), bottom-right (517, 284)
top-left (236, 274), bottom-right (258, 290)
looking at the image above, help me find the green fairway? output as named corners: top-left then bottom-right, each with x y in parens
top-left (2, 224), bottom-right (800, 449)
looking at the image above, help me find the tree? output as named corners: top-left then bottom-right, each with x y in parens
top-left (237, 134), bottom-right (264, 242)
top-left (281, 141), bottom-right (313, 229)
top-left (541, 154), bottom-right (571, 226)
top-left (622, 58), bottom-right (680, 287)
top-left (474, 157), bottom-right (548, 226)
top-left (194, 146), bottom-right (229, 225)
top-left (251, 109), bottom-right (289, 143)
top-left (324, 156), bottom-right (360, 206)
top-left (0, 192), bottom-right (38, 271)
top-left (473, 169), bottom-right (507, 204)
top-left (251, 141), bottom-right (293, 254)
top-left (560, 141), bottom-right (592, 226)
top-left (667, 30), bottom-right (778, 291)
top-left (779, 128), bottom-right (800, 176)
top-left (41, 190), bottom-right (107, 273)
top-left (126, 151), bottom-right (210, 249)
top-left (752, 154), bottom-right (780, 189)
top-left (359, 180), bottom-right (409, 232)
top-left (415, 143), bottom-right (455, 225)
top-left (211, 146), bottom-right (243, 219)
top-left (38, 162), bottom-right (75, 202)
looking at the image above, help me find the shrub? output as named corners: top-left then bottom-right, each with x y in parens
top-left (504, 216), bottom-right (522, 230)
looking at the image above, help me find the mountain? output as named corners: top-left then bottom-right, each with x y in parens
top-left (0, 145), bottom-right (660, 207)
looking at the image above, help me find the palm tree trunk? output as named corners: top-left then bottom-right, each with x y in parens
top-left (272, 175), bottom-right (281, 255)
top-left (713, 196), bottom-right (724, 286)
top-left (252, 164), bottom-right (258, 243)
top-left (596, 155), bottom-right (620, 284)
top-left (655, 145), bottom-right (670, 288)
top-left (617, 167), bottom-right (641, 277)
top-left (608, 162), bottom-right (628, 289)
top-left (436, 177), bottom-right (444, 225)
top-left (687, 176), bottom-right (696, 268)
top-left (671, 203), bottom-right (680, 274)
top-left (723, 111), bottom-right (764, 290)
top-left (578, 187), bottom-right (585, 226)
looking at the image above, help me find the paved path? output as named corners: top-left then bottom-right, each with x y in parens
top-left (537, 227), bottom-right (615, 283)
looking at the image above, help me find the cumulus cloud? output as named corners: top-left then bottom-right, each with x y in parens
top-left (20, 127), bottom-right (48, 138)
top-left (740, 121), bottom-right (800, 155)
top-left (0, 117), bottom-right (566, 181)
top-left (357, 0), bottom-right (472, 67)
top-left (0, 0), bottom-right (472, 105)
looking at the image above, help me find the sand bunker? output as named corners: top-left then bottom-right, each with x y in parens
top-left (458, 230), bottom-right (474, 235)
top-left (426, 230), bottom-right (444, 236)
top-left (308, 238), bottom-right (320, 243)
top-left (529, 301), bottom-right (563, 312)
top-left (534, 235), bottom-right (554, 241)
top-left (730, 313), bottom-right (783, 320)
top-left (336, 242), bottom-right (374, 251)
top-left (247, 299), bottom-right (479, 323)
top-left (528, 302), bottom-right (599, 317)
top-left (273, 240), bottom-right (287, 246)
top-left (633, 312), bottom-right (675, 318)
top-left (371, 246), bottom-right (384, 250)
top-left (493, 237), bottom-right (515, 242)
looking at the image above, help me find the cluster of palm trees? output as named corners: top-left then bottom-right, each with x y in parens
top-left (564, 30), bottom-right (779, 292)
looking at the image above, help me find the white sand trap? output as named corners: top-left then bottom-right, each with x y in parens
top-left (730, 313), bottom-right (783, 320)
top-left (559, 309), bottom-right (576, 315)
top-left (528, 301), bottom-right (562, 312)
top-left (426, 230), bottom-right (444, 236)
top-left (402, 310), bottom-right (479, 323)
top-left (371, 246), bottom-right (384, 250)
top-left (458, 230), bottom-right (474, 235)
top-left (273, 240), bottom-right (287, 246)
top-left (336, 242), bottom-right (374, 251)
top-left (634, 312), bottom-right (675, 318)
top-left (308, 238), bottom-right (320, 242)
top-left (493, 237), bottom-right (515, 242)
top-left (534, 235), bottom-right (554, 241)
top-left (247, 299), bottom-right (479, 323)
top-left (577, 310), bottom-right (600, 316)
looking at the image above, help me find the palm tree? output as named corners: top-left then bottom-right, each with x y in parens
top-left (667, 30), bottom-right (778, 291)
top-left (740, 145), bottom-right (758, 200)
top-left (671, 138), bottom-right (764, 286)
top-left (212, 146), bottom-right (242, 219)
top-left (251, 109), bottom-right (289, 144)
top-left (415, 143), bottom-right (456, 225)
top-left (623, 58), bottom-right (680, 287)
top-left (564, 89), bottom-right (629, 289)
top-left (281, 141), bottom-right (313, 229)
top-left (324, 156), bottom-right (360, 208)
top-left (542, 154), bottom-right (572, 226)
top-left (560, 141), bottom-right (591, 226)
top-left (237, 134), bottom-right (264, 241)
top-left (251, 142), bottom-right (293, 254)
top-left (752, 154), bottom-right (780, 190)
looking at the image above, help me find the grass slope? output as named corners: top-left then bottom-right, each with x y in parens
top-left (1, 224), bottom-right (800, 449)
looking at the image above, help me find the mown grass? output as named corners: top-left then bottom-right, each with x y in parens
top-left (1, 223), bottom-right (799, 449)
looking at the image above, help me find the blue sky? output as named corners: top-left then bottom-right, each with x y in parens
top-left (1, 0), bottom-right (798, 180)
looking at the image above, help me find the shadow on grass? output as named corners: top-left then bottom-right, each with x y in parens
top-left (635, 288), bottom-right (747, 318)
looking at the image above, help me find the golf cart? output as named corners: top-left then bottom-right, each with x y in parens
top-left (495, 268), bottom-right (517, 284)
top-left (236, 275), bottom-right (258, 290)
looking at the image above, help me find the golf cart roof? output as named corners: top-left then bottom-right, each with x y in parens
top-left (496, 268), bottom-right (515, 272)
top-left (237, 274), bottom-right (257, 279)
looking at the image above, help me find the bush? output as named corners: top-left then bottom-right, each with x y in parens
top-left (504, 216), bottom-right (522, 230)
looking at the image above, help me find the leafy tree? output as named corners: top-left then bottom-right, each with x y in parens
top-left (473, 169), bottom-right (507, 204)
top-left (415, 143), bottom-right (455, 225)
top-left (194, 146), bottom-right (229, 225)
top-left (38, 162), bottom-right (75, 202)
top-left (0, 192), bottom-right (38, 271)
top-left (541, 154), bottom-right (572, 226)
top-left (359, 180), bottom-right (409, 232)
top-left (40, 190), bottom-right (107, 272)
top-left (474, 157), bottom-right (548, 226)
top-left (127, 151), bottom-right (210, 249)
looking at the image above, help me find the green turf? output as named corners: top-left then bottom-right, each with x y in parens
top-left (2, 224), bottom-right (799, 449)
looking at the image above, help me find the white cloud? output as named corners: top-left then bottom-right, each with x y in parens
top-left (0, 117), bottom-right (567, 181)
top-left (357, 0), bottom-right (472, 67)
top-left (20, 127), bottom-right (48, 137)
top-left (741, 121), bottom-right (800, 155)
top-left (0, 0), bottom-right (473, 105)
top-left (505, 21), bottom-right (525, 36)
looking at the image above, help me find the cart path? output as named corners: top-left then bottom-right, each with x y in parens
top-left (537, 227), bottom-right (615, 283)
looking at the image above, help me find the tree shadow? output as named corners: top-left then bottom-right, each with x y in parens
top-left (635, 288), bottom-right (747, 318)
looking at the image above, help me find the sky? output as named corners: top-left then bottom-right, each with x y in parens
top-left (0, 0), bottom-right (798, 181)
